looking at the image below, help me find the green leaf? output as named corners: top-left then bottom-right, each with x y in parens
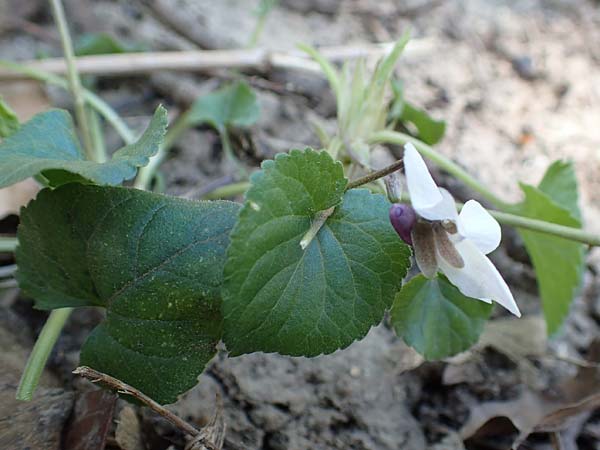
top-left (75, 33), bottom-right (143, 56)
top-left (0, 106), bottom-right (167, 188)
top-left (222, 149), bottom-right (411, 357)
top-left (389, 79), bottom-right (446, 145)
top-left (538, 160), bottom-right (581, 221)
top-left (16, 184), bottom-right (239, 404)
top-left (391, 274), bottom-right (492, 360)
top-left (184, 81), bottom-right (259, 132)
top-left (514, 181), bottom-right (585, 334)
top-left (0, 96), bottom-right (19, 138)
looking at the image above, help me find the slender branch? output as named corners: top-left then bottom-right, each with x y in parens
top-left (0, 43), bottom-right (409, 80)
top-left (16, 308), bottom-right (73, 401)
top-left (50, 0), bottom-right (95, 160)
top-left (73, 366), bottom-right (199, 437)
top-left (0, 237), bottom-right (18, 252)
top-left (345, 159), bottom-right (404, 190)
top-left (369, 130), bottom-right (510, 208)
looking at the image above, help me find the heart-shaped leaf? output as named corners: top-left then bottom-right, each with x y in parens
top-left (16, 184), bottom-right (239, 404)
top-left (184, 81), bottom-right (259, 132)
top-left (513, 166), bottom-right (585, 334)
top-left (391, 274), bottom-right (492, 360)
top-left (0, 106), bottom-right (167, 188)
top-left (222, 149), bottom-right (411, 357)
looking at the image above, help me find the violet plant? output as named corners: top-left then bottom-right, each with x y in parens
top-left (0, 16), bottom-right (597, 406)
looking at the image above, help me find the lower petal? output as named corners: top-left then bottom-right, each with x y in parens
top-left (438, 239), bottom-right (521, 317)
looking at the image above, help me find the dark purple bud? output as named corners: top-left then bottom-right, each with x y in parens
top-left (389, 204), bottom-right (417, 245)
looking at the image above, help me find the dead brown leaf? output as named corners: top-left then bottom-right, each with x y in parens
top-left (460, 339), bottom-right (600, 449)
top-left (64, 389), bottom-right (118, 450)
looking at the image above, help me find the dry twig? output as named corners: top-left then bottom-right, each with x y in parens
top-left (73, 366), bottom-right (225, 450)
top-left (0, 41), bottom-right (426, 79)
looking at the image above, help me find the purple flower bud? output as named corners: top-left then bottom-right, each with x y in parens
top-left (389, 204), bottom-right (417, 245)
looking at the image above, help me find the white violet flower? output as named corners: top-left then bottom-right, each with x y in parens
top-left (389, 143), bottom-right (521, 317)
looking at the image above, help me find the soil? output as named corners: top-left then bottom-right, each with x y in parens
top-left (1, 1), bottom-right (600, 449)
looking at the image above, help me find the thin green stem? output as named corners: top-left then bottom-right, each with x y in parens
top-left (0, 237), bottom-right (18, 252)
top-left (201, 181), bottom-right (250, 199)
top-left (248, 0), bottom-right (279, 48)
top-left (88, 108), bottom-right (107, 163)
top-left (0, 60), bottom-right (135, 144)
top-left (50, 0), bottom-right (95, 161)
top-left (369, 130), bottom-right (511, 209)
top-left (488, 209), bottom-right (600, 247)
top-left (16, 308), bottom-right (73, 401)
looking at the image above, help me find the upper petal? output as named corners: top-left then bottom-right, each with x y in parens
top-left (438, 239), bottom-right (521, 317)
top-left (417, 188), bottom-right (459, 222)
top-left (457, 200), bottom-right (501, 254)
top-left (404, 143), bottom-right (443, 211)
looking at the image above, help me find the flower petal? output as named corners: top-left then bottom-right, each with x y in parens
top-left (404, 143), bottom-right (443, 212)
top-left (416, 188), bottom-right (459, 222)
top-left (438, 239), bottom-right (521, 317)
top-left (457, 200), bottom-right (501, 254)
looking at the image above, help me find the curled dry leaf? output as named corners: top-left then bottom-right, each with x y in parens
top-left (460, 339), bottom-right (600, 448)
top-left (0, 178), bottom-right (39, 219)
top-left (63, 389), bottom-right (118, 450)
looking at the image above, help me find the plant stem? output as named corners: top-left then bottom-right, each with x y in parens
top-left (88, 109), bottom-right (107, 163)
top-left (0, 60), bottom-right (135, 144)
top-left (50, 0), bottom-right (96, 161)
top-left (0, 237), bottom-right (17, 252)
top-left (345, 159), bottom-right (404, 190)
top-left (248, 0), bottom-right (279, 48)
top-left (16, 308), bottom-right (73, 401)
top-left (369, 130), bottom-right (511, 209)
top-left (201, 181), bottom-right (250, 199)
top-left (488, 209), bottom-right (600, 247)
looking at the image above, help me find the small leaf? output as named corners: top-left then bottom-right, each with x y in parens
top-left (0, 96), bottom-right (19, 138)
top-left (16, 184), bottom-right (239, 404)
top-left (537, 160), bottom-right (580, 221)
top-left (0, 106), bottom-right (167, 188)
top-left (75, 33), bottom-right (142, 56)
top-left (391, 274), bottom-right (492, 360)
top-left (514, 183), bottom-right (585, 334)
top-left (222, 149), bottom-right (411, 357)
top-left (389, 79), bottom-right (446, 145)
top-left (184, 81), bottom-right (259, 132)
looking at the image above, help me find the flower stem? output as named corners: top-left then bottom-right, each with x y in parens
top-left (0, 60), bottom-right (135, 144)
top-left (349, 139), bottom-right (600, 247)
top-left (369, 130), bottom-right (511, 209)
top-left (488, 209), bottom-right (600, 247)
top-left (50, 0), bottom-right (96, 161)
top-left (345, 159), bottom-right (404, 190)
top-left (16, 308), bottom-right (73, 401)
top-left (0, 237), bottom-right (17, 253)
